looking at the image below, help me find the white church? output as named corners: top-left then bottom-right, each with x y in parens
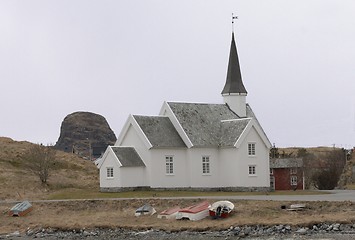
top-left (98, 32), bottom-right (272, 192)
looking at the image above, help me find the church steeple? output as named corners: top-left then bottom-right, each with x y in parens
top-left (222, 32), bottom-right (248, 117)
top-left (221, 32), bottom-right (247, 95)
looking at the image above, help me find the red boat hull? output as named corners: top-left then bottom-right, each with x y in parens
top-left (209, 210), bottom-right (230, 218)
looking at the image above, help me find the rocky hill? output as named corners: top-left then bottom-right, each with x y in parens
top-left (55, 112), bottom-right (117, 159)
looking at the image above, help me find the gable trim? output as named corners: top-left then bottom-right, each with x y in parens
top-left (98, 146), bottom-right (122, 169)
top-left (234, 118), bottom-right (272, 149)
top-left (221, 117), bottom-right (252, 122)
top-left (116, 114), bottom-right (153, 149)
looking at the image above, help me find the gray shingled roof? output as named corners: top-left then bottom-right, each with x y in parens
top-left (220, 119), bottom-right (251, 146)
top-left (111, 146), bottom-right (145, 167)
top-left (270, 158), bottom-right (303, 169)
top-left (167, 102), bottom-right (249, 147)
top-left (133, 115), bottom-right (186, 148)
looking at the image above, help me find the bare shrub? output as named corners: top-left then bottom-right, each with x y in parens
top-left (311, 149), bottom-right (346, 190)
top-left (23, 144), bottom-right (57, 184)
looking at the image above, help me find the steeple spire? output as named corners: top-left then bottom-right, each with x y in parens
top-left (221, 32), bottom-right (247, 95)
top-left (221, 27), bottom-right (248, 117)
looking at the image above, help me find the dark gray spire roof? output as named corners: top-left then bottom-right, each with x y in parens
top-left (221, 32), bottom-right (247, 95)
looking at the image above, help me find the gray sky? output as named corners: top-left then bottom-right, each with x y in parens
top-left (1, 0), bottom-right (355, 148)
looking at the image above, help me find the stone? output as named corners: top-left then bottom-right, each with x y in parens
top-left (8, 231), bottom-right (20, 237)
top-left (276, 225), bottom-right (284, 231)
top-left (295, 228), bottom-right (308, 235)
top-left (244, 226), bottom-right (252, 235)
top-left (332, 223), bottom-right (340, 231)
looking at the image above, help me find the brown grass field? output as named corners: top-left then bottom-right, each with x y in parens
top-left (1, 137), bottom-right (355, 235)
top-left (2, 198), bottom-right (355, 235)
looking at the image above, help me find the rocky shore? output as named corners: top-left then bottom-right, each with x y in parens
top-left (3, 223), bottom-right (355, 240)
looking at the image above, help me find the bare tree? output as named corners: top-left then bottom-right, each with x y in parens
top-left (311, 149), bottom-right (346, 190)
top-left (297, 148), bottom-right (317, 189)
top-left (23, 144), bottom-right (57, 184)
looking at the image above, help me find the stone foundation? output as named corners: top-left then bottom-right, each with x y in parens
top-left (100, 186), bottom-right (270, 193)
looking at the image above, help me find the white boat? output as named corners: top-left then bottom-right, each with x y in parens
top-left (157, 206), bottom-right (181, 219)
top-left (135, 204), bottom-right (156, 216)
top-left (288, 203), bottom-right (306, 211)
top-left (209, 200), bottom-right (234, 218)
top-left (175, 201), bottom-right (210, 221)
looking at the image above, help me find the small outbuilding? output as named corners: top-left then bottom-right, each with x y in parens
top-left (270, 158), bottom-right (304, 190)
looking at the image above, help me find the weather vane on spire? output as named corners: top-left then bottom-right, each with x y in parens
top-left (232, 13), bottom-right (238, 32)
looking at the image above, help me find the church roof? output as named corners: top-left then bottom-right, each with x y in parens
top-left (133, 115), bottom-right (186, 148)
top-left (221, 32), bottom-right (247, 95)
top-left (111, 146), bottom-right (145, 167)
top-left (220, 118), bottom-right (251, 146)
top-left (167, 102), bottom-right (251, 147)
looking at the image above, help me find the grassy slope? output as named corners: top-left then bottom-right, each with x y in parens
top-left (0, 137), bottom-right (99, 201)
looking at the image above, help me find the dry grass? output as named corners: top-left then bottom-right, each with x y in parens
top-left (2, 199), bottom-right (355, 235)
top-left (1, 137), bottom-right (355, 235)
top-left (278, 146), bottom-right (340, 158)
top-left (0, 137), bottom-right (99, 201)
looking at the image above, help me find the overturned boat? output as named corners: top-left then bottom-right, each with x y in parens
top-left (176, 201), bottom-right (210, 221)
top-left (8, 200), bottom-right (33, 217)
top-left (135, 203), bottom-right (156, 216)
top-left (209, 200), bottom-right (234, 219)
top-left (157, 206), bottom-right (181, 219)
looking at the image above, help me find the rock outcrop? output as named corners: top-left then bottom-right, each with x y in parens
top-left (55, 112), bottom-right (116, 159)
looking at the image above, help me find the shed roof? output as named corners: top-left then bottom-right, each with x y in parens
top-left (270, 158), bottom-right (303, 169)
top-left (111, 146), bottom-right (145, 167)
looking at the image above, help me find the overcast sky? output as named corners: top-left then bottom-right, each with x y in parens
top-left (1, 0), bottom-right (355, 148)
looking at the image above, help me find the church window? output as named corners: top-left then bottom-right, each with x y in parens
top-left (202, 156), bottom-right (210, 174)
top-left (248, 165), bottom-right (256, 176)
top-left (165, 156), bottom-right (174, 174)
top-left (106, 167), bottom-right (114, 178)
top-left (248, 143), bottom-right (256, 156)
